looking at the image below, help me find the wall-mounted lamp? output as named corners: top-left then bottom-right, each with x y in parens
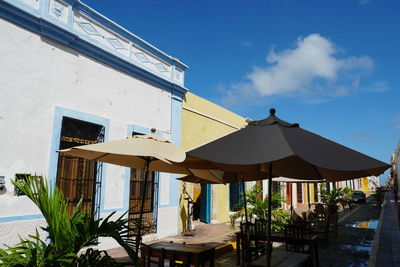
top-left (0, 176), bottom-right (5, 191)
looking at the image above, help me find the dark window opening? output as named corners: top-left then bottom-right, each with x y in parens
top-left (313, 183), bottom-right (318, 202)
top-left (14, 174), bottom-right (43, 196)
top-left (297, 183), bottom-right (303, 203)
top-left (56, 117), bottom-right (104, 216)
top-left (229, 182), bottom-right (243, 211)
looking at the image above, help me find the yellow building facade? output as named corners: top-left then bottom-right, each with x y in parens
top-left (179, 92), bottom-right (247, 231)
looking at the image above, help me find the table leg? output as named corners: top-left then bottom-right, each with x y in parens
top-left (236, 234), bottom-right (241, 266)
top-left (210, 248), bottom-right (215, 267)
top-left (140, 246), bottom-right (146, 267)
top-left (313, 242), bottom-right (320, 267)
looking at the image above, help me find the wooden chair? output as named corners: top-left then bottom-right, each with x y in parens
top-left (141, 245), bottom-right (166, 267)
top-left (239, 221), bottom-right (258, 263)
top-left (141, 243), bottom-right (192, 267)
top-left (284, 225), bottom-right (310, 252)
top-left (284, 225), bottom-right (312, 266)
top-left (313, 205), bottom-right (330, 238)
top-left (254, 218), bottom-right (268, 254)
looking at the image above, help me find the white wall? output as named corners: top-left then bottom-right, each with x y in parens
top-left (0, 18), bottom-right (177, 247)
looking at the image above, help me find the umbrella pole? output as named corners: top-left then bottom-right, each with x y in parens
top-left (136, 159), bottom-right (151, 252)
top-left (241, 174), bottom-right (248, 223)
top-left (307, 183), bottom-right (311, 210)
top-left (266, 162), bottom-right (272, 267)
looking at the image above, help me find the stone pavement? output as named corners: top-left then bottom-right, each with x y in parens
top-left (108, 202), bottom-right (368, 265)
top-left (108, 195), bottom-right (400, 266)
top-left (368, 191), bottom-right (400, 267)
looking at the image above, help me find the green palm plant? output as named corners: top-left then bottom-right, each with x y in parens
top-left (0, 175), bottom-right (141, 266)
top-left (320, 187), bottom-right (345, 214)
top-left (339, 187), bottom-right (353, 209)
top-left (229, 184), bottom-right (289, 232)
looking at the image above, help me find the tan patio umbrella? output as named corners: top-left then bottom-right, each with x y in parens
top-left (58, 130), bottom-right (225, 249)
top-left (175, 108), bottom-right (390, 267)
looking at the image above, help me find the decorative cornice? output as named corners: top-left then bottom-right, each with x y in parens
top-left (0, 0), bottom-right (188, 97)
top-left (74, 1), bottom-right (188, 71)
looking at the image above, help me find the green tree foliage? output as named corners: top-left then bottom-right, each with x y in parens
top-left (0, 175), bottom-right (141, 266)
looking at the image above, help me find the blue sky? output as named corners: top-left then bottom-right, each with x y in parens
top-left (83, 0), bottom-right (400, 183)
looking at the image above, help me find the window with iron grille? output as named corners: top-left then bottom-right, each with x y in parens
top-left (128, 132), bottom-right (159, 236)
top-left (56, 117), bottom-right (104, 216)
top-left (296, 183), bottom-right (303, 203)
top-left (229, 182), bottom-right (243, 211)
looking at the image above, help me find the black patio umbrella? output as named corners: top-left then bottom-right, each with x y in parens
top-left (177, 108), bottom-right (390, 267)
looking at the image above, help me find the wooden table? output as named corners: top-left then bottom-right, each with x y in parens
top-left (141, 241), bottom-right (215, 267)
top-left (235, 231), bottom-right (319, 267)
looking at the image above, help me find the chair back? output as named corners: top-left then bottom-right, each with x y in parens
top-left (240, 221), bottom-right (256, 238)
top-left (254, 218), bottom-right (268, 236)
top-left (314, 207), bottom-right (329, 230)
top-left (284, 225), bottom-right (309, 252)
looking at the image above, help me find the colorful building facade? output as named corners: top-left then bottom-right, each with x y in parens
top-left (0, 0), bottom-right (187, 249)
top-left (180, 92), bottom-right (247, 230)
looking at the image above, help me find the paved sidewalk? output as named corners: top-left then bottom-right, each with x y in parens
top-left (368, 192), bottom-right (400, 267)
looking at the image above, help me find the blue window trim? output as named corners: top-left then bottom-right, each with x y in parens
top-left (0, 107), bottom-right (110, 223)
top-left (48, 106), bottom-right (110, 213)
top-left (0, 213), bottom-right (44, 223)
top-left (0, 0), bottom-right (188, 98)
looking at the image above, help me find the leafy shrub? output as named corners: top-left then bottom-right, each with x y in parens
top-left (0, 175), bottom-right (141, 266)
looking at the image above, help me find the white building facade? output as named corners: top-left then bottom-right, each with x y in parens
top-left (0, 0), bottom-right (188, 249)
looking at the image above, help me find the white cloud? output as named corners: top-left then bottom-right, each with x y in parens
top-left (221, 34), bottom-right (374, 105)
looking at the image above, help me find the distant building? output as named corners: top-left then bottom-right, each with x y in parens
top-left (0, 0), bottom-right (187, 249)
top-left (180, 92), bottom-right (248, 229)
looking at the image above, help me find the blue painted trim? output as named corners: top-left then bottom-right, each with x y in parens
top-left (206, 184), bottom-right (211, 222)
top-left (0, 213), bottom-right (44, 223)
top-left (158, 95), bottom-right (183, 210)
top-left (48, 106), bottom-right (110, 214)
top-left (0, 0), bottom-right (188, 98)
top-left (102, 208), bottom-right (126, 213)
top-left (199, 184), bottom-right (211, 223)
top-left (228, 183), bottom-right (231, 211)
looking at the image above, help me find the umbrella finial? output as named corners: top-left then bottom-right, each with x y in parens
top-left (269, 108), bottom-right (276, 115)
top-left (151, 128), bottom-right (156, 133)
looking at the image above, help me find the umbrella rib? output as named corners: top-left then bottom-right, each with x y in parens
top-left (93, 153), bottom-right (110, 161)
top-left (311, 164), bottom-right (324, 180)
top-left (208, 170), bottom-right (226, 184)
